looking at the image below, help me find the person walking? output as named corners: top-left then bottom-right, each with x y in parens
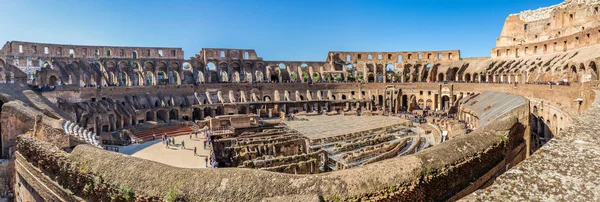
top-left (181, 140), bottom-right (185, 149)
top-left (204, 157), bottom-right (208, 167)
top-left (190, 133), bottom-right (192, 140)
top-left (194, 146), bottom-right (197, 156)
top-left (152, 134), bottom-right (156, 141)
top-left (166, 140), bottom-right (169, 148)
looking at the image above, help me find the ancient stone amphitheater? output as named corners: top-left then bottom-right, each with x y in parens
top-left (2, 0), bottom-right (600, 201)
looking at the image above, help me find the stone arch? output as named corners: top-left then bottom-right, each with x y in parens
top-left (438, 73), bottom-right (444, 82)
top-left (157, 110), bottom-right (168, 123)
top-left (417, 99), bottom-right (425, 109)
top-left (255, 70), bottom-right (264, 82)
top-left (367, 72), bottom-right (375, 83)
top-left (118, 71), bottom-right (130, 86)
top-left (312, 72), bottom-right (321, 82)
top-left (169, 108), bottom-right (179, 121)
top-left (182, 71), bottom-right (194, 84)
top-left (441, 95), bottom-right (450, 110)
top-left (144, 71), bottom-right (155, 86)
top-left (423, 64), bottom-right (433, 82)
top-left (425, 99), bottom-right (433, 110)
top-left (171, 71), bottom-right (182, 85)
top-left (464, 73), bottom-right (471, 82)
top-left (48, 75), bottom-right (58, 86)
top-left (157, 71), bottom-right (167, 85)
top-left (157, 61), bottom-right (168, 73)
top-left (143, 61), bottom-right (155, 72)
top-left (589, 61), bottom-right (598, 80)
top-left (146, 111), bottom-right (155, 122)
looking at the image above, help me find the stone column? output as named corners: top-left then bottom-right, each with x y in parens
top-left (449, 84), bottom-right (455, 107)
top-left (363, 62), bottom-right (368, 83)
top-left (437, 84), bottom-right (443, 110)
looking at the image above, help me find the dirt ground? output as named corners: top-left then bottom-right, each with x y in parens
top-left (118, 134), bottom-right (211, 168)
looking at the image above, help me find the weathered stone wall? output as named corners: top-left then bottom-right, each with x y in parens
top-left (495, 0), bottom-right (600, 52)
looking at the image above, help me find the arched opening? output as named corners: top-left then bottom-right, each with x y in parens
top-left (422, 64), bottom-right (433, 82)
top-left (146, 111), bottom-right (155, 122)
top-left (144, 71), bottom-right (155, 86)
top-left (425, 99), bottom-right (433, 110)
top-left (118, 72), bottom-right (129, 86)
top-left (441, 95), bottom-right (450, 110)
top-left (168, 71), bottom-right (180, 85)
top-left (465, 73), bottom-right (471, 82)
top-left (590, 61), bottom-right (598, 80)
top-left (367, 73), bottom-right (375, 83)
top-left (270, 69), bottom-right (280, 82)
top-left (157, 110), bottom-right (168, 123)
top-left (417, 99), bottom-right (424, 109)
top-left (192, 108), bottom-right (202, 120)
top-left (438, 73), bottom-right (444, 82)
top-left (238, 106), bottom-right (248, 114)
top-left (157, 71), bottom-right (167, 85)
top-left (169, 109), bottom-right (178, 121)
top-left (263, 96), bottom-right (271, 102)
top-left (207, 62), bottom-right (216, 71)
top-left (48, 75), bottom-right (58, 87)
top-left (132, 51), bottom-right (138, 59)
top-left (312, 72), bottom-right (321, 82)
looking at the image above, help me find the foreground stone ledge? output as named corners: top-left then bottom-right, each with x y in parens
top-left (13, 112), bottom-right (519, 201)
top-left (461, 90), bottom-right (600, 202)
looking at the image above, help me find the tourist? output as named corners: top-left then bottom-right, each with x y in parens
top-left (205, 157), bottom-right (208, 167)
top-left (166, 140), bottom-right (169, 148)
top-left (194, 146), bottom-right (197, 156)
top-left (181, 140), bottom-right (185, 149)
top-left (152, 134), bottom-right (156, 141)
top-left (190, 133), bottom-right (192, 140)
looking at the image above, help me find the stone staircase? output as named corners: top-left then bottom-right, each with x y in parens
top-left (62, 120), bottom-right (101, 148)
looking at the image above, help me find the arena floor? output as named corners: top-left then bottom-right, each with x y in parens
top-left (284, 115), bottom-right (411, 139)
top-left (118, 135), bottom-right (211, 168)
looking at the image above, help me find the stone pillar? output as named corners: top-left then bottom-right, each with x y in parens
top-left (363, 63), bottom-right (368, 83)
top-left (200, 109), bottom-right (205, 120)
top-left (449, 84), bottom-right (455, 107)
top-left (437, 84), bottom-right (443, 110)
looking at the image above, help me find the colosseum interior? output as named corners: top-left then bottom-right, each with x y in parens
top-left (2, 0), bottom-right (600, 201)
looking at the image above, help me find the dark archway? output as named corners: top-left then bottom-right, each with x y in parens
top-left (169, 109), bottom-right (179, 120)
top-left (157, 110), bottom-right (168, 123)
top-left (48, 75), bottom-right (58, 86)
top-left (193, 108), bottom-right (202, 120)
top-left (441, 95), bottom-right (450, 110)
top-left (146, 111), bottom-right (154, 122)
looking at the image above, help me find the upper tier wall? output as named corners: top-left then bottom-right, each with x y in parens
top-left (1, 41), bottom-right (183, 60)
top-left (495, 0), bottom-right (600, 57)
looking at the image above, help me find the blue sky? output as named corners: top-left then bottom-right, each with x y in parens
top-left (0, 0), bottom-right (562, 60)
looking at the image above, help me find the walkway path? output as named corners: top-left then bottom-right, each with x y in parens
top-left (462, 90), bottom-right (600, 201)
top-left (118, 134), bottom-right (211, 168)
